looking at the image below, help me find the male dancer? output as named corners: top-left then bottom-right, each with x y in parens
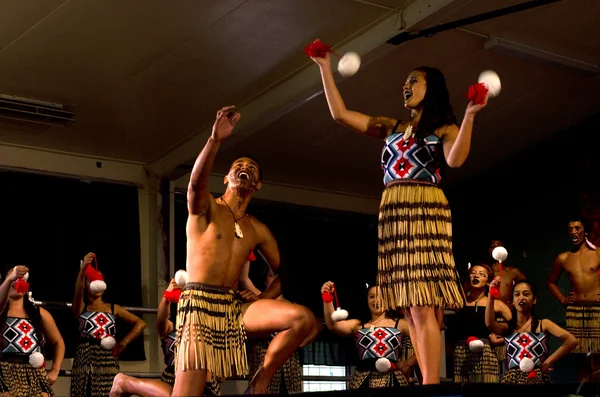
top-left (547, 217), bottom-right (600, 381)
top-left (487, 240), bottom-right (527, 304)
top-left (173, 106), bottom-right (319, 396)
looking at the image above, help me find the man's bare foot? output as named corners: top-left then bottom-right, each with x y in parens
top-left (244, 367), bottom-right (268, 394)
top-left (110, 373), bottom-right (131, 397)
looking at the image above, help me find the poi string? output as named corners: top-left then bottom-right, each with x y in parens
top-left (490, 260), bottom-right (503, 299)
top-left (332, 285), bottom-right (341, 309)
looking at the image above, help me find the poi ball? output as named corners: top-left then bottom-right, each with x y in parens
top-left (101, 335), bottom-right (117, 350)
top-left (90, 280), bottom-right (107, 293)
top-left (492, 246), bottom-right (508, 262)
top-left (520, 357), bottom-right (534, 372)
top-left (375, 357), bottom-right (391, 372)
top-left (29, 351), bottom-right (45, 368)
top-left (331, 308), bottom-right (348, 322)
top-left (490, 286), bottom-right (501, 299)
top-left (175, 270), bottom-right (188, 287)
top-left (322, 291), bottom-right (333, 304)
top-left (468, 338), bottom-right (484, 353)
top-left (478, 70), bottom-right (501, 97)
top-left (338, 52), bottom-right (361, 77)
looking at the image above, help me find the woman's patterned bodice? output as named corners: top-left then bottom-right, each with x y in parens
top-left (381, 131), bottom-right (443, 185)
top-left (2, 317), bottom-right (43, 354)
top-left (78, 311), bottom-right (116, 339)
top-left (161, 332), bottom-right (176, 367)
top-left (505, 332), bottom-right (549, 370)
top-left (355, 326), bottom-right (403, 361)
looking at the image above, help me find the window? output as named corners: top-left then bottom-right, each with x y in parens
top-left (302, 365), bottom-right (347, 392)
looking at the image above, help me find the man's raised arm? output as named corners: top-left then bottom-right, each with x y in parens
top-left (188, 106), bottom-right (240, 215)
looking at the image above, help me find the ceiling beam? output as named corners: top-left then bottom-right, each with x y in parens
top-left (0, 143), bottom-right (148, 188)
top-left (173, 173), bottom-right (381, 215)
top-left (147, 0), bottom-right (462, 179)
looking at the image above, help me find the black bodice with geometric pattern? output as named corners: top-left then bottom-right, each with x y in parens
top-left (161, 332), bottom-right (176, 367)
top-left (505, 332), bottom-right (549, 370)
top-left (355, 326), bottom-right (403, 362)
top-left (381, 130), bottom-right (443, 185)
top-left (1, 317), bottom-right (43, 354)
top-left (78, 311), bottom-right (116, 339)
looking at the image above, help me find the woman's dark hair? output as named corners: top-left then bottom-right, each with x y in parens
top-left (0, 266), bottom-right (45, 347)
top-left (413, 66), bottom-right (457, 140)
top-left (506, 280), bottom-right (539, 335)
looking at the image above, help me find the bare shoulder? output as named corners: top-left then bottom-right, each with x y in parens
top-left (39, 307), bottom-right (52, 319)
top-left (504, 266), bottom-right (523, 276)
top-left (249, 216), bottom-right (272, 238)
top-left (555, 251), bottom-right (570, 266)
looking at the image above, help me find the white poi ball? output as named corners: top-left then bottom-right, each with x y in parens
top-left (492, 246), bottom-right (508, 262)
top-left (101, 335), bottom-right (117, 350)
top-left (478, 70), bottom-right (501, 97)
top-left (90, 280), bottom-right (107, 293)
top-left (520, 357), bottom-right (534, 372)
top-left (337, 52), bottom-right (361, 77)
top-left (29, 351), bottom-right (45, 368)
top-left (331, 308), bottom-right (348, 322)
top-left (175, 270), bottom-right (188, 287)
top-left (469, 339), bottom-right (485, 353)
top-left (375, 357), bottom-right (391, 372)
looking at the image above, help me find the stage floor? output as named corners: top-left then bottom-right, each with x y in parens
top-left (226, 382), bottom-right (600, 397)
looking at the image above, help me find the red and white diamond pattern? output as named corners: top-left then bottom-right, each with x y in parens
top-left (2, 317), bottom-right (41, 354)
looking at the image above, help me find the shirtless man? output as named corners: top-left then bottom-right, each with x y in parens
top-left (547, 217), bottom-right (600, 381)
top-left (488, 240), bottom-right (526, 304)
top-left (173, 106), bottom-right (319, 396)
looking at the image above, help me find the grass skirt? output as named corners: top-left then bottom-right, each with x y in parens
top-left (565, 301), bottom-right (600, 354)
top-left (378, 179), bottom-right (463, 309)
top-left (348, 367), bottom-right (408, 389)
top-left (0, 360), bottom-right (54, 397)
top-left (501, 368), bottom-right (551, 384)
top-left (175, 282), bottom-right (248, 379)
top-left (453, 342), bottom-right (500, 383)
top-left (70, 339), bottom-right (119, 397)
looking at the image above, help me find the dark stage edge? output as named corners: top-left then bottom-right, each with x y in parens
top-left (224, 382), bottom-right (600, 397)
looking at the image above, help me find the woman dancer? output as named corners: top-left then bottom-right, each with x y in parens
top-left (311, 49), bottom-right (487, 384)
top-left (453, 264), bottom-right (510, 383)
top-left (485, 279), bottom-right (578, 384)
top-left (110, 278), bottom-right (220, 397)
top-left (70, 252), bottom-right (146, 397)
top-left (0, 266), bottom-right (65, 397)
top-left (321, 281), bottom-right (416, 388)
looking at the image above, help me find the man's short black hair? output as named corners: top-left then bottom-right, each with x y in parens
top-left (568, 215), bottom-right (590, 232)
